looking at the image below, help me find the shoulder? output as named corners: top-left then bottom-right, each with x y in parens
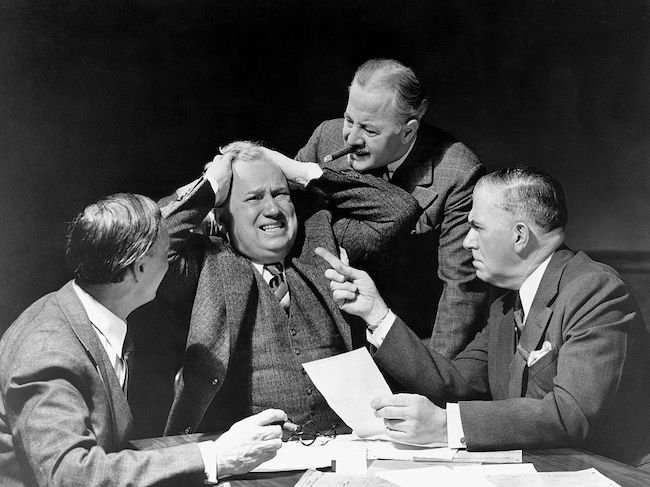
top-left (418, 122), bottom-right (484, 178)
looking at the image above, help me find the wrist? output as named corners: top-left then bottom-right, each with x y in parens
top-left (365, 303), bottom-right (390, 332)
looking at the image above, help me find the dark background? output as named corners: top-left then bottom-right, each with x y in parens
top-left (1, 0), bottom-right (649, 435)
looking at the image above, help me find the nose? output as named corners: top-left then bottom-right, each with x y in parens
top-left (462, 228), bottom-right (476, 250)
top-left (344, 124), bottom-right (364, 147)
top-left (261, 194), bottom-right (282, 216)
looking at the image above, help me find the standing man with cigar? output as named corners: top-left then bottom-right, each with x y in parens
top-left (297, 58), bottom-right (488, 358)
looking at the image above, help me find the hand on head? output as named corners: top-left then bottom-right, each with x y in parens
top-left (259, 147), bottom-right (306, 188)
top-left (314, 247), bottom-right (389, 325)
top-left (204, 152), bottom-right (235, 207)
top-left (212, 408), bottom-right (286, 476)
top-left (372, 393), bottom-right (447, 445)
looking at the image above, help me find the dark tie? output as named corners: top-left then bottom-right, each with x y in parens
top-left (264, 263), bottom-right (289, 306)
top-left (121, 334), bottom-right (134, 397)
top-left (513, 292), bottom-right (524, 347)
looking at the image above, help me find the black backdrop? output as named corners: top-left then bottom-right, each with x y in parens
top-left (1, 1), bottom-right (649, 329)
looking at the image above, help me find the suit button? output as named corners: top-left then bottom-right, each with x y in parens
top-left (290, 329), bottom-right (297, 336)
top-left (211, 378), bottom-right (219, 386)
top-left (306, 388), bottom-right (312, 395)
top-left (184, 427), bottom-right (192, 434)
top-left (460, 437), bottom-right (466, 445)
top-left (294, 348), bottom-right (300, 355)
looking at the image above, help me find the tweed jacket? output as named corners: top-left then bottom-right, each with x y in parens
top-left (297, 119), bottom-right (488, 358)
top-left (0, 281), bottom-right (205, 487)
top-left (373, 247), bottom-right (650, 467)
top-left (161, 165), bottom-right (420, 435)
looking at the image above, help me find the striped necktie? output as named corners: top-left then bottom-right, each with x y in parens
top-left (264, 263), bottom-right (289, 307)
top-left (121, 334), bottom-right (134, 397)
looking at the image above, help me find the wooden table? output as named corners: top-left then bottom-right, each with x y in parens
top-left (132, 435), bottom-right (650, 487)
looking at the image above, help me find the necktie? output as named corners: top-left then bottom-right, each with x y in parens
top-left (121, 334), bottom-right (134, 397)
top-left (513, 292), bottom-right (524, 347)
top-left (264, 263), bottom-right (289, 307)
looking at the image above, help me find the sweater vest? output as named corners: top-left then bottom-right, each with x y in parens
top-left (200, 264), bottom-right (347, 433)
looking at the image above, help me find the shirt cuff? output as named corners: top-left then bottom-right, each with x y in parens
top-left (291, 162), bottom-right (323, 187)
top-left (446, 403), bottom-right (467, 449)
top-left (197, 440), bottom-right (219, 484)
top-left (366, 310), bottom-right (396, 348)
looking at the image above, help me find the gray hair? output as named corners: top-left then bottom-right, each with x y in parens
top-left (66, 193), bottom-right (162, 284)
top-left (478, 166), bottom-right (568, 231)
top-left (351, 58), bottom-right (429, 122)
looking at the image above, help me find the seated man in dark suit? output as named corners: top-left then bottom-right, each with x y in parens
top-left (297, 58), bottom-right (488, 357)
top-left (0, 193), bottom-right (287, 487)
top-left (161, 141), bottom-right (419, 436)
top-left (316, 166), bottom-right (650, 468)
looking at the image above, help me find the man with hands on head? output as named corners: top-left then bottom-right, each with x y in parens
top-left (160, 141), bottom-right (419, 438)
top-left (0, 193), bottom-right (286, 487)
top-left (316, 166), bottom-right (650, 468)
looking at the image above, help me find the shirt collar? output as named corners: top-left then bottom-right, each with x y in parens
top-left (386, 135), bottom-right (417, 177)
top-left (253, 261), bottom-right (285, 284)
top-left (72, 281), bottom-right (127, 358)
top-left (518, 252), bottom-right (554, 319)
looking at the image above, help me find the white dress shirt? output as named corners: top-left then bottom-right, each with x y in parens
top-left (72, 281), bottom-right (127, 387)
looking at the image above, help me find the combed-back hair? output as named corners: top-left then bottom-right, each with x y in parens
top-left (479, 166), bottom-right (568, 231)
top-left (219, 140), bottom-right (265, 162)
top-left (351, 58), bottom-right (429, 122)
top-left (66, 193), bottom-right (162, 284)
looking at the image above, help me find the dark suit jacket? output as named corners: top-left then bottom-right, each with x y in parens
top-left (161, 165), bottom-right (420, 435)
top-left (373, 247), bottom-right (650, 467)
top-left (297, 119), bottom-right (488, 357)
top-left (0, 282), bottom-right (205, 487)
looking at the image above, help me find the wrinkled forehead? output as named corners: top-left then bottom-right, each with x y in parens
top-left (230, 157), bottom-right (289, 192)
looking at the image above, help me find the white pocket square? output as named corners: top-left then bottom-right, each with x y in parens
top-left (527, 340), bottom-right (553, 367)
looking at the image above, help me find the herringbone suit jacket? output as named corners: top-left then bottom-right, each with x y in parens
top-left (373, 247), bottom-right (650, 467)
top-left (162, 165), bottom-right (420, 435)
top-left (0, 282), bottom-right (205, 487)
top-left (297, 119), bottom-right (488, 357)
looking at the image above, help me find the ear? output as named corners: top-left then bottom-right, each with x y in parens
top-left (131, 258), bottom-right (146, 283)
top-left (402, 119), bottom-right (419, 144)
top-left (513, 222), bottom-right (529, 252)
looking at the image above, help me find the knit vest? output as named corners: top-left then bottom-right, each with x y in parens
top-left (200, 264), bottom-right (347, 432)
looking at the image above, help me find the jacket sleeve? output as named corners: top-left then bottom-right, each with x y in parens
top-left (2, 343), bottom-right (204, 487)
top-left (157, 178), bottom-right (218, 303)
top-left (305, 166), bottom-right (421, 265)
top-left (373, 315), bottom-right (492, 406)
top-left (430, 151), bottom-right (489, 358)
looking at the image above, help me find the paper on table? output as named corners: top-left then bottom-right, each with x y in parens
top-left (302, 348), bottom-right (391, 437)
top-left (251, 441), bottom-right (333, 472)
top-left (376, 463), bottom-right (537, 487)
top-left (365, 440), bottom-right (456, 462)
top-left (452, 449), bottom-right (522, 463)
top-left (485, 468), bottom-right (621, 487)
top-left (295, 469), bottom-right (396, 487)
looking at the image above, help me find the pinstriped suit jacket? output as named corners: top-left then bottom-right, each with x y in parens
top-left (0, 281), bottom-right (205, 487)
top-left (161, 166), bottom-right (420, 435)
top-left (297, 119), bottom-right (488, 358)
top-left (373, 247), bottom-right (650, 467)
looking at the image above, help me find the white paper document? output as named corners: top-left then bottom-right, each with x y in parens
top-left (365, 440), bottom-right (457, 462)
top-left (485, 468), bottom-right (621, 487)
top-left (376, 463), bottom-right (537, 487)
top-left (302, 348), bottom-right (392, 437)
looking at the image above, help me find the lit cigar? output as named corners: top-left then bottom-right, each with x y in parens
top-left (323, 145), bottom-right (357, 164)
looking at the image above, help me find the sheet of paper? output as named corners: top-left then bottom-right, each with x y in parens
top-left (365, 439), bottom-right (457, 462)
top-left (376, 463), bottom-right (537, 487)
top-left (452, 449), bottom-right (522, 463)
top-left (295, 469), bottom-right (395, 487)
top-left (485, 468), bottom-right (621, 487)
top-left (251, 441), bottom-right (333, 472)
top-left (302, 348), bottom-right (392, 437)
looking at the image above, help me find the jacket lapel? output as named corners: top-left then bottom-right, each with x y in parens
top-left (57, 281), bottom-right (132, 450)
top-left (493, 292), bottom-right (518, 399)
top-left (506, 247), bottom-right (574, 398)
